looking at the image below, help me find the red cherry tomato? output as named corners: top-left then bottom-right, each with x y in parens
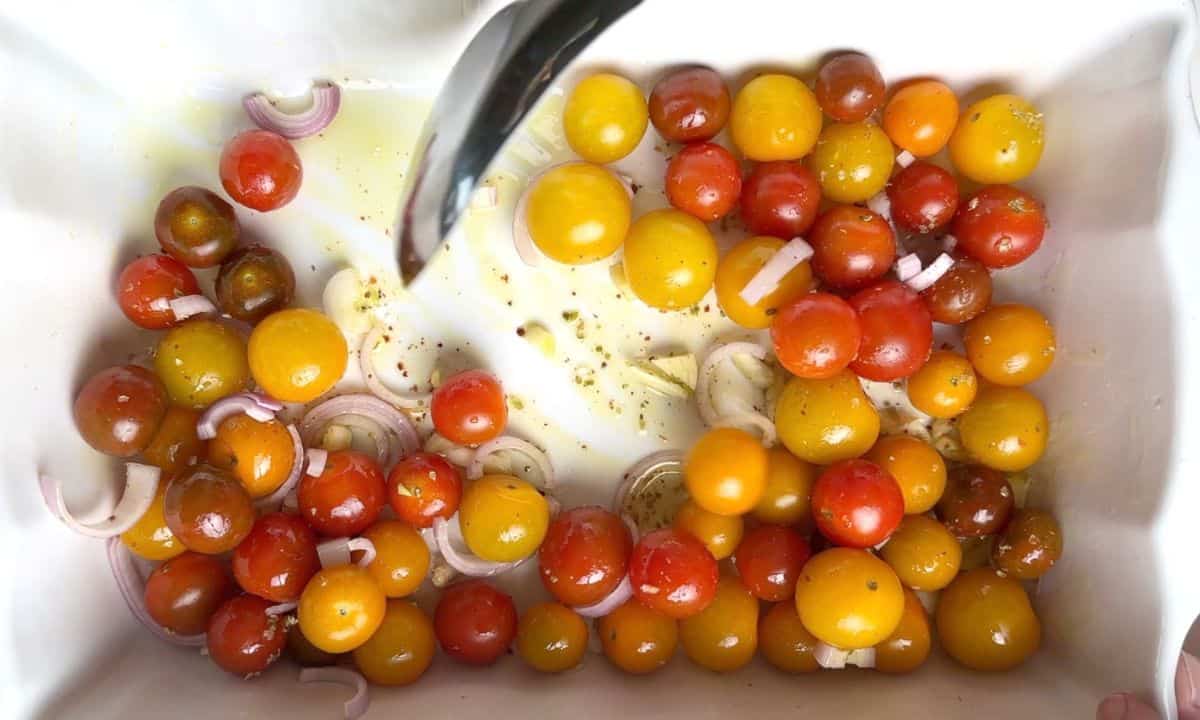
top-left (649, 67), bottom-right (730, 143)
top-left (434, 579), bottom-right (518, 666)
top-left (231, 513), bottom-right (319, 603)
top-left (808, 205), bottom-right (896, 290)
top-left (886, 161), bottom-right (959, 234)
top-left (219, 130), bottom-right (302, 212)
top-left (538, 506), bottom-right (633, 607)
top-left (665, 143), bottom-right (742, 222)
top-left (771, 293), bottom-right (861, 379)
top-left (116, 255), bottom-right (202, 329)
top-left (734, 525), bottom-right (812, 601)
top-left (298, 450), bottom-right (386, 537)
top-left (847, 280), bottom-right (933, 381)
top-left (206, 594), bottom-right (289, 676)
top-left (739, 161), bottom-right (822, 239)
top-left (629, 528), bottom-right (718, 619)
top-left (386, 452), bottom-right (462, 529)
top-left (952, 186), bottom-right (1046, 269)
top-left (431, 370), bottom-right (507, 446)
top-left (144, 551), bottom-right (236, 636)
top-left (811, 459), bottom-right (905, 548)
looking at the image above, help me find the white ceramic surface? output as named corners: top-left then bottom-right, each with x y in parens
top-left (3, 0), bottom-right (1199, 718)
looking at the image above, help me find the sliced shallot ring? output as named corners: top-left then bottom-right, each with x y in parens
top-left (470, 185), bottom-right (498, 209)
top-left (298, 667), bottom-right (370, 720)
top-left (941, 234), bottom-right (958, 253)
top-left (467, 436), bottom-right (555, 491)
top-left (254, 424), bottom-right (304, 512)
top-left (894, 254), bottom-right (922, 283)
top-left (196, 392), bottom-right (283, 439)
top-left (867, 192), bottom-right (893, 226)
top-left (244, 83), bottom-right (341, 139)
top-left (424, 433), bottom-right (476, 467)
top-left (305, 448), bottom-right (328, 477)
top-left (432, 516), bottom-right (523, 577)
top-left (512, 164), bottom-right (633, 267)
top-left (106, 537), bottom-right (206, 646)
top-left (299, 393), bottom-right (420, 469)
top-left (737, 237), bottom-right (814, 306)
top-left (169, 295), bottom-right (216, 321)
top-left (573, 575), bottom-right (633, 618)
top-left (896, 149), bottom-right (916, 168)
top-left (904, 252), bottom-right (955, 293)
top-left (46, 463), bottom-right (161, 538)
top-left (612, 450), bottom-right (684, 513)
top-left (317, 537), bottom-right (377, 568)
top-left (265, 601), bottom-right (297, 616)
top-left (814, 641), bottom-right (877, 669)
top-left (696, 342), bottom-right (769, 427)
top-left (358, 324), bottom-right (432, 411)
top-left (713, 410), bottom-right (777, 447)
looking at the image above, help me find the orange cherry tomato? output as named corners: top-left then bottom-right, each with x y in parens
top-left (714, 236), bottom-right (813, 329)
top-left (673, 500), bottom-right (744, 561)
top-left (875, 588), bottom-right (933, 673)
top-left (207, 415), bottom-right (296, 498)
top-left (906, 350), bottom-right (978, 419)
top-left (516, 602), bottom-right (589, 673)
top-left (882, 80), bottom-right (959, 157)
top-left (679, 576), bottom-right (758, 673)
top-left (864, 435), bottom-right (947, 515)
top-left (361, 519), bottom-right (430, 598)
top-left (431, 370), bottom-right (507, 446)
top-left (759, 601), bottom-right (821, 673)
top-left (598, 599), bottom-right (679, 675)
top-left (771, 292), bottom-right (862, 379)
top-left (298, 565), bottom-right (387, 654)
top-left (752, 447), bottom-right (815, 525)
top-left (936, 568), bottom-right (1040, 671)
top-left (352, 600), bottom-right (436, 686)
top-left (684, 427), bottom-right (768, 516)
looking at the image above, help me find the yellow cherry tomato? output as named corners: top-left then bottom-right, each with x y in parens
top-left (948, 94), bottom-right (1044, 184)
top-left (352, 599), bottom-right (435, 686)
top-left (154, 319), bottom-right (250, 408)
top-left (875, 588), bottom-right (932, 674)
top-left (684, 427), bottom-right (768, 516)
top-left (673, 499), bottom-right (744, 560)
top-left (958, 386), bottom-right (1048, 472)
top-left (882, 80), bottom-right (959, 157)
top-left (730, 74), bottom-right (822, 161)
top-left (758, 601), bottom-right (821, 673)
top-left (206, 415), bottom-right (295, 498)
top-left (794, 547), bottom-right (904, 649)
top-left (120, 481), bottom-right (186, 561)
top-left (752, 447), bottom-right (815, 525)
top-left (880, 515), bottom-right (962, 591)
top-left (598, 599), bottom-right (679, 675)
top-left (298, 565), bottom-right (387, 653)
top-left (906, 350), bottom-right (978, 419)
top-left (809, 120), bottom-right (894, 204)
top-left (459, 473), bottom-right (550, 562)
top-left (775, 370), bottom-right (880, 465)
top-left (525, 162), bottom-right (631, 265)
top-left (936, 567), bottom-right (1041, 671)
top-left (361, 520), bottom-right (430, 598)
top-left (714, 236), bottom-right (813, 329)
top-left (679, 576), bottom-right (758, 673)
top-left (248, 308), bottom-right (347, 403)
top-left (623, 208), bottom-right (718, 310)
top-left (964, 304), bottom-right (1056, 387)
top-left (516, 602), bottom-right (589, 673)
top-left (563, 73), bottom-right (648, 164)
top-left (865, 435), bottom-right (946, 515)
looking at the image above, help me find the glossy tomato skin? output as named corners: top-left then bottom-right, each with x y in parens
top-left (921, 256), bottom-right (992, 324)
top-left (734, 525), bottom-right (812, 601)
top-left (141, 405), bottom-right (205, 474)
top-left (953, 186), bottom-right (1046, 269)
top-left (164, 465), bottom-right (255, 554)
top-left (154, 187), bottom-right (240, 268)
top-left (649, 67), bottom-right (730, 143)
top-left (74, 365), bottom-right (168, 457)
top-left (538, 506), bottom-right (632, 607)
top-left (298, 450), bottom-right (386, 537)
top-left (144, 551), bottom-right (236, 635)
top-left (214, 245), bottom-right (295, 324)
top-left (739, 161), bottom-right (822, 238)
top-left (219, 130), bottom-right (302, 212)
top-left (887, 161), bottom-right (959, 234)
top-left (629, 528), bottom-right (719, 619)
top-left (431, 370), bottom-right (507, 446)
top-left (814, 53), bottom-right (885, 123)
top-left (811, 459), bottom-right (905, 548)
top-left (848, 280), bottom-right (933, 381)
top-left (771, 293), bottom-right (862, 379)
top-left (386, 452), bottom-right (462, 529)
top-left (808, 205), bottom-right (896, 290)
top-left (665, 143), bottom-right (742, 222)
top-left (117, 255), bottom-right (202, 329)
top-left (937, 465), bottom-right (1014, 537)
top-left (206, 594), bottom-right (289, 676)
top-left (434, 580), bottom-right (518, 666)
top-left (231, 513), bottom-right (320, 603)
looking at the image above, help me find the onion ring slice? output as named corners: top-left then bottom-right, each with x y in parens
top-left (45, 463), bottom-right (160, 538)
top-left (298, 667), bottom-right (369, 720)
